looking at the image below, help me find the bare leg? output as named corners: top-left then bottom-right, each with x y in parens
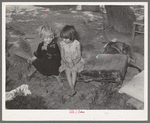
top-left (65, 70), bottom-right (77, 98)
top-left (53, 74), bottom-right (63, 87)
top-left (71, 71), bottom-right (77, 91)
top-left (70, 71), bottom-right (77, 97)
top-left (65, 70), bottom-right (73, 89)
top-left (23, 65), bottom-right (36, 79)
top-left (66, 70), bottom-right (77, 97)
top-left (27, 65), bottom-right (37, 76)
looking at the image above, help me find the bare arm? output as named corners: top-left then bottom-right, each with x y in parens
top-left (72, 44), bottom-right (81, 65)
top-left (56, 39), bottom-right (62, 51)
top-left (60, 44), bottom-right (67, 64)
top-left (27, 56), bottom-right (37, 64)
top-left (34, 43), bottom-right (43, 58)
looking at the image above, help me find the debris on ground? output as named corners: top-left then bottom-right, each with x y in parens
top-left (119, 70), bottom-right (144, 103)
top-left (6, 84), bottom-right (31, 101)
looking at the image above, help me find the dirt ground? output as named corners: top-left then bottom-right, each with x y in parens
top-left (5, 5), bottom-right (144, 109)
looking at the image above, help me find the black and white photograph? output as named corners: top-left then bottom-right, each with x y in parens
top-left (2, 2), bottom-right (148, 121)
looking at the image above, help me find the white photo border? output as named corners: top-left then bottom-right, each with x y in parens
top-left (2, 2), bottom-right (148, 121)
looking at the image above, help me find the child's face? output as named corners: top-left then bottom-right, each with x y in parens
top-left (63, 38), bottom-right (72, 44)
top-left (44, 36), bottom-right (54, 44)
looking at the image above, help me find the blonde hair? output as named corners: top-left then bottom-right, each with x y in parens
top-left (39, 25), bottom-right (55, 40)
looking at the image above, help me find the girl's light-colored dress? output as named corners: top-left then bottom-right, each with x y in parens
top-left (59, 40), bottom-right (85, 72)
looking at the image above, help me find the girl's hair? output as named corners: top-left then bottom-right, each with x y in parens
top-left (60, 25), bottom-right (77, 41)
top-left (39, 25), bottom-right (55, 40)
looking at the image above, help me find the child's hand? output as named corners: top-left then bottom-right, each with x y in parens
top-left (27, 58), bottom-right (33, 64)
top-left (69, 62), bottom-right (74, 68)
top-left (27, 57), bottom-right (36, 64)
top-left (66, 62), bottom-right (73, 68)
top-left (66, 62), bottom-right (70, 68)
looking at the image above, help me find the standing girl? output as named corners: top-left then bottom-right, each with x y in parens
top-left (59, 25), bottom-right (85, 97)
top-left (23, 25), bottom-right (63, 87)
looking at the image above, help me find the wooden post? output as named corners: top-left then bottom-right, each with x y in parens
top-left (132, 23), bottom-right (136, 42)
top-left (132, 22), bottom-right (144, 42)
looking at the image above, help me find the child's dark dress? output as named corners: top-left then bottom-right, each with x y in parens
top-left (32, 39), bottom-right (61, 76)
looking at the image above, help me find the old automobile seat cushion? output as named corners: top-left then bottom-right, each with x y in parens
top-left (80, 54), bottom-right (128, 83)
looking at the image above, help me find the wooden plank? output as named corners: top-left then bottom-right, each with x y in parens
top-left (132, 23), bottom-right (136, 42)
top-left (135, 31), bottom-right (144, 34)
top-left (133, 22), bottom-right (144, 26)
